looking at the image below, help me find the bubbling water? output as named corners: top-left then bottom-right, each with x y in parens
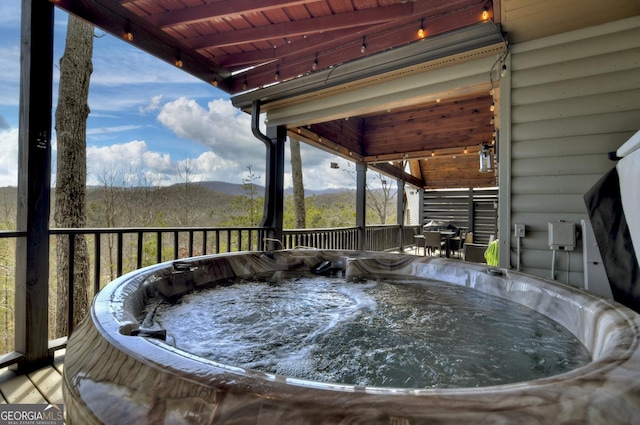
top-left (150, 276), bottom-right (591, 389)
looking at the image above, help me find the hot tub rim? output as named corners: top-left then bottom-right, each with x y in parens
top-left (87, 249), bottom-right (640, 398)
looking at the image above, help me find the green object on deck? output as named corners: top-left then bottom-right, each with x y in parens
top-left (484, 240), bottom-right (499, 266)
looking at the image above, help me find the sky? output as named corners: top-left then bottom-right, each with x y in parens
top-left (0, 4), bottom-right (361, 191)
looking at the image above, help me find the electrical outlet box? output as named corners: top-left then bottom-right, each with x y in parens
top-left (514, 223), bottom-right (526, 238)
top-left (548, 222), bottom-right (576, 251)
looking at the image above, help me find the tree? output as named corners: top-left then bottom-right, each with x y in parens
top-left (219, 165), bottom-right (264, 228)
top-left (367, 173), bottom-right (396, 224)
top-left (54, 15), bottom-right (94, 336)
top-left (290, 139), bottom-right (305, 228)
top-left (241, 165), bottom-right (262, 226)
top-left (175, 156), bottom-right (201, 226)
top-left (342, 164), bottom-right (397, 225)
top-left (91, 164), bottom-right (123, 282)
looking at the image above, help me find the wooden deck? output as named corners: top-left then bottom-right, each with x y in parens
top-left (0, 350), bottom-right (64, 405)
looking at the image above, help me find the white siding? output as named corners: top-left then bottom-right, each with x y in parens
top-left (506, 16), bottom-right (640, 285)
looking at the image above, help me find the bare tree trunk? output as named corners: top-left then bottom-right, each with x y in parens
top-left (368, 173), bottom-right (396, 224)
top-left (54, 15), bottom-right (93, 337)
top-left (290, 139), bottom-right (305, 228)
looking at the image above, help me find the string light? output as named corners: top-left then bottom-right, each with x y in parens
top-left (490, 103), bottom-right (495, 112)
top-left (501, 64), bottom-right (507, 77)
top-left (312, 54), bottom-right (318, 70)
top-left (360, 37), bottom-right (366, 53)
top-left (124, 21), bottom-right (133, 41)
top-left (174, 51), bottom-right (183, 68)
top-left (482, 7), bottom-right (489, 20)
top-left (211, 75), bottom-right (218, 87)
top-left (417, 19), bottom-right (425, 39)
top-left (464, 147), bottom-right (468, 154)
top-left (242, 78), bottom-right (248, 90)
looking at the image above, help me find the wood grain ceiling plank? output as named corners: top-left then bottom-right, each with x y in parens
top-left (214, 28), bottom-right (367, 67)
top-left (187, 4), bottom-right (410, 50)
top-left (365, 113), bottom-right (492, 132)
top-left (120, 0), bottom-right (166, 16)
top-left (145, 0), bottom-right (320, 27)
top-left (365, 121), bottom-right (493, 140)
top-left (230, 2), bottom-right (487, 90)
top-left (364, 130), bottom-right (494, 156)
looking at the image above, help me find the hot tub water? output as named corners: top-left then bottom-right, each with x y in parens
top-left (151, 275), bottom-right (591, 388)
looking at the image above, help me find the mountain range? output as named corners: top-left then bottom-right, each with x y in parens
top-left (196, 181), bottom-right (353, 197)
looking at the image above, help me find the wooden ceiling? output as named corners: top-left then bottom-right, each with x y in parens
top-left (52, 0), bottom-right (639, 190)
top-left (299, 93), bottom-right (499, 189)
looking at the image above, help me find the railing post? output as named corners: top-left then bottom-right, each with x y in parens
top-left (397, 179), bottom-right (405, 252)
top-left (94, 232), bottom-right (101, 294)
top-left (137, 232), bottom-right (143, 269)
top-left (68, 235), bottom-right (75, 335)
top-left (156, 232), bottom-right (162, 263)
top-left (173, 231), bottom-right (179, 259)
top-left (202, 230), bottom-right (208, 254)
top-left (355, 162), bottom-right (367, 251)
top-left (116, 232), bottom-right (123, 277)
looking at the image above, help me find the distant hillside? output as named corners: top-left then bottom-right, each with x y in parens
top-left (196, 181), bottom-right (351, 196)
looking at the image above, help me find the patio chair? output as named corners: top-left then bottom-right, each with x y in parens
top-left (424, 231), bottom-right (443, 256)
top-left (449, 230), bottom-right (466, 259)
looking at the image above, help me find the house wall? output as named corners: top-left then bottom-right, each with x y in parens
top-left (503, 16), bottom-right (640, 286)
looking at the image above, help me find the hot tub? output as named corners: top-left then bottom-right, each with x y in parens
top-left (63, 250), bottom-right (640, 424)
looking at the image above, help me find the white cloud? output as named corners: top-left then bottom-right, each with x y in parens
top-left (0, 128), bottom-right (18, 187)
top-left (87, 125), bottom-right (146, 137)
top-left (157, 97), bottom-right (265, 166)
top-left (85, 140), bottom-right (254, 187)
top-left (139, 95), bottom-right (163, 114)
top-left (87, 141), bottom-right (172, 183)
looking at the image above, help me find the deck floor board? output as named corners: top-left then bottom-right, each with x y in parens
top-left (0, 350), bottom-right (65, 405)
top-left (0, 372), bottom-right (47, 404)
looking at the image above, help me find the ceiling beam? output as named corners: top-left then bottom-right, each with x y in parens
top-left (369, 163), bottom-right (423, 188)
top-left (232, 16), bottom-right (502, 99)
top-left (53, 0), bottom-right (233, 89)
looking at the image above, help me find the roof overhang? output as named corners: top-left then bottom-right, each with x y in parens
top-left (232, 21), bottom-right (505, 111)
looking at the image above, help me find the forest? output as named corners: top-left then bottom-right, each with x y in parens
top-left (0, 179), bottom-right (397, 354)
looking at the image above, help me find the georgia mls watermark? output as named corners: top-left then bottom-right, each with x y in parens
top-left (0, 404), bottom-right (63, 425)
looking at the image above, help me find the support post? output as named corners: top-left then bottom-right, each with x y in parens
top-left (252, 101), bottom-right (285, 250)
top-left (15, 0), bottom-right (55, 371)
top-left (259, 125), bottom-right (286, 248)
top-left (396, 179), bottom-right (405, 251)
top-left (468, 188), bottom-right (475, 233)
top-left (355, 162), bottom-right (367, 251)
top-left (498, 54), bottom-right (512, 268)
top-left (419, 189), bottom-right (425, 226)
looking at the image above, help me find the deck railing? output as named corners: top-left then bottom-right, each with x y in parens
top-left (0, 224), bottom-right (418, 370)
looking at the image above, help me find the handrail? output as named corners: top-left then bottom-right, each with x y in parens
top-left (0, 224), bottom-right (421, 369)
